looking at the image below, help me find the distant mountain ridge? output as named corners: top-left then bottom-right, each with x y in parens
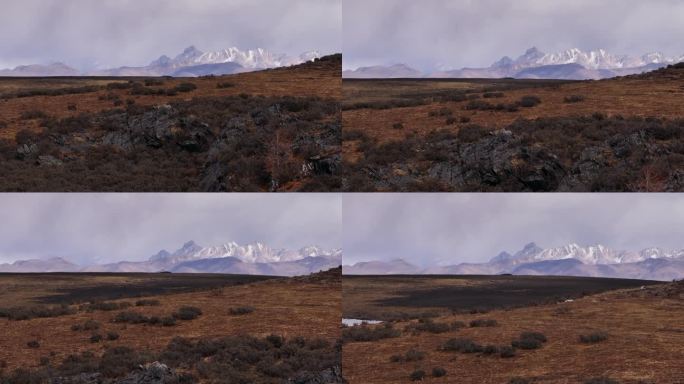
top-left (0, 46), bottom-right (321, 77)
top-left (0, 241), bottom-right (341, 276)
top-left (343, 47), bottom-right (684, 80)
top-left (343, 242), bottom-right (684, 281)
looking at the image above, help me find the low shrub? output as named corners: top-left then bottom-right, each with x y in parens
top-left (162, 317), bottom-right (177, 327)
top-left (144, 79), bottom-right (165, 86)
top-left (390, 348), bottom-right (425, 362)
top-left (20, 110), bottom-right (48, 120)
top-left (217, 82), bottom-right (235, 89)
top-left (509, 378), bottom-right (532, 384)
top-left (27, 340), bottom-right (40, 349)
top-left (342, 323), bottom-right (400, 342)
top-left (429, 107), bottom-right (453, 117)
top-left (106, 332), bottom-right (120, 341)
top-left (457, 124), bottom-right (488, 143)
top-left (584, 378), bottom-right (619, 384)
top-left (482, 345), bottom-right (499, 355)
top-left (228, 306), bottom-right (254, 316)
top-left (392, 122), bottom-right (404, 130)
top-left (0, 305), bottom-right (75, 321)
top-left (519, 95), bottom-right (541, 107)
top-left (446, 117), bottom-right (457, 125)
top-left (90, 334), bottom-right (103, 343)
top-left (405, 318), bottom-right (451, 334)
top-left (440, 338), bottom-right (483, 353)
top-left (173, 306), bottom-right (203, 320)
top-left (135, 299), bottom-right (161, 307)
top-left (469, 319), bottom-right (498, 327)
top-left (83, 319), bottom-right (101, 331)
top-left (459, 116), bottom-right (471, 123)
top-left (410, 369), bottom-right (426, 381)
top-left (450, 320), bottom-right (466, 330)
top-left (483, 92), bottom-right (505, 98)
top-left (564, 95), bottom-right (585, 103)
top-left (579, 331), bottom-right (608, 344)
top-left (432, 367), bottom-right (447, 377)
top-left (83, 301), bottom-right (132, 312)
top-left (500, 346), bottom-right (516, 358)
top-left (113, 311), bottom-right (149, 324)
top-left (174, 83), bottom-right (198, 93)
top-left (511, 332), bottom-right (547, 350)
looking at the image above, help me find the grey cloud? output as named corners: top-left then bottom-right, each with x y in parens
top-left (0, 0), bottom-right (341, 70)
top-left (343, 194), bottom-right (684, 266)
top-left (343, 0), bottom-right (684, 71)
top-left (0, 194), bottom-right (341, 265)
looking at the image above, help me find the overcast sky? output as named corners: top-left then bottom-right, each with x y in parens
top-left (343, 194), bottom-right (684, 267)
top-left (0, 194), bottom-right (341, 266)
top-left (343, 0), bottom-right (684, 71)
top-left (0, 0), bottom-right (341, 71)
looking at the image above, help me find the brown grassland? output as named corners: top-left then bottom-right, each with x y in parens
top-left (0, 55), bottom-right (341, 192)
top-left (342, 276), bottom-right (684, 384)
top-left (0, 269), bottom-right (341, 382)
top-left (342, 65), bottom-right (684, 192)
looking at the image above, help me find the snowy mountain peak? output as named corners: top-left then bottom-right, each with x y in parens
top-left (500, 242), bottom-right (684, 266)
top-left (148, 240), bottom-right (337, 265)
top-left (502, 47), bottom-right (681, 71)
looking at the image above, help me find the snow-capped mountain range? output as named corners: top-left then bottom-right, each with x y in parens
top-left (343, 47), bottom-right (684, 80)
top-left (344, 242), bottom-right (684, 281)
top-left (0, 46), bottom-right (321, 77)
top-left (0, 241), bottom-right (341, 276)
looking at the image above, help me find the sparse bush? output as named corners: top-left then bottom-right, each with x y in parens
top-left (482, 345), bottom-right (499, 355)
top-left (173, 306), bottom-right (203, 320)
top-left (564, 95), bottom-right (585, 103)
top-left (579, 331), bottom-right (608, 344)
top-left (405, 318), bottom-right (451, 334)
top-left (90, 334), bottom-right (103, 343)
top-left (106, 332), bottom-right (120, 341)
top-left (429, 107), bottom-right (453, 117)
top-left (457, 124), bottom-right (488, 143)
top-left (228, 306), bottom-right (254, 316)
top-left (500, 346), bottom-right (516, 358)
top-left (459, 116), bottom-right (471, 123)
top-left (440, 338), bottom-right (483, 353)
top-left (469, 319), bottom-right (498, 327)
top-left (20, 110), bottom-right (48, 120)
top-left (162, 317), bottom-right (177, 327)
top-left (446, 117), bottom-right (457, 125)
top-left (83, 319), bottom-right (101, 331)
top-left (27, 340), bottom-right (40, 349)
top-left (511, 332), bottom-right (547, 350)
top-left (85, 301), bottom-right (132, 312)
top-left (113, 311), bottom-right (149, 324)
top-left (144, 79), bottom-right (165, 86)
top-left (450, 320), bottom-right (466, 330)
top-left (410, 369), bottom-right (426, 381)
top-left (217, 82), bottom-right (235, 89)
top-left (135, 299), bottom-right (161, 307)
top-left (389, 348), bottom-right (425, 363)
top-left (174, 83), bottom-right (198, 93)
top-left (519, 95), bottom-right (541, 107)
top-left (483, 92), bottom-right (505, 98)
top-left (392, 122), bottom-right (404, 130)
top-left (0, 305), bottom-right (75, 321)
top-left (584, 378), bottom-right (619, 384)
top-left (509, 378), bottom-right (532, 384)
top-left (432, 367), bottom-right (447, 377)
top-left (342, 323), bottom-right (400, 342)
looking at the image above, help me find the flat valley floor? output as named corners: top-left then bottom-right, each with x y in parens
top-left (0, 269), bottom-right (342, 383)
top-left (342, 275), bottom-right (684, 384)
